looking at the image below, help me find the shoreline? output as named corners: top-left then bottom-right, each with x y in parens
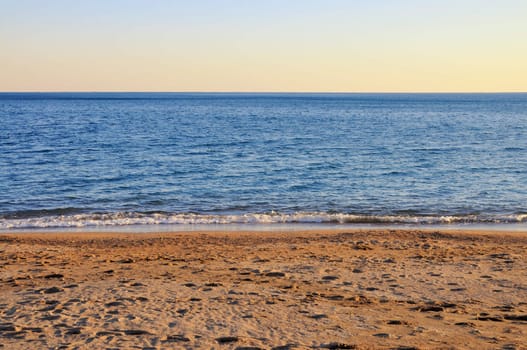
top-left (2, 229), bottom-right (527, 349)
top-left (2, 221), bottom-right (527, 235)
top-left (2, 226), bottom-right (527, 239)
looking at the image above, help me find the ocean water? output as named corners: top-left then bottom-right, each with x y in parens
top-left (1, 92), bottom-right (526, 230)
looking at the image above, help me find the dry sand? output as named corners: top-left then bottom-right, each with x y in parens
top-left (1, 229), bottom-right (527, 349)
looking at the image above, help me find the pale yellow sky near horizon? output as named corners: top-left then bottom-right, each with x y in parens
top-left (1, 0), bottom-right (526, 92)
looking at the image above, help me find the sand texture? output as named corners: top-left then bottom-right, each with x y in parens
top-left (1, 229), bottom-right (527, 349)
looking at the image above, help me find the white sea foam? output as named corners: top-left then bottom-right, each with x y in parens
top-left (1, 212), bottom-right (526, 230)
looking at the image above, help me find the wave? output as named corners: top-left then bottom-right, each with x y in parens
top-left (1, 211), bottom-right (526, 230)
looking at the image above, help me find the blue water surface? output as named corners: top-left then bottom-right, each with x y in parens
top-left (1, 93), bottom-right (526, 229)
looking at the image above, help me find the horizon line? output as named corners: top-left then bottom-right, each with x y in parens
top-left (1, 91), bottom-right (526, 94)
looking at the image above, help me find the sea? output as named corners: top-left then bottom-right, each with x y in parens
top-left (1, 92), bottom-right (526, 231)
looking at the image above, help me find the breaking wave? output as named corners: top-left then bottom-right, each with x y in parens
top-left (1, 211), bottom-right (526, 230)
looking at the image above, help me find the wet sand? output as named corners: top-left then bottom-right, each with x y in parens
top-left (1, 229), bottom-right (527, 349)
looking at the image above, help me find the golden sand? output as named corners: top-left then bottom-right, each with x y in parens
top-left (1, 229), bottom-right (527, 349)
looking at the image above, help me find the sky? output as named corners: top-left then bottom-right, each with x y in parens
top-left (1, 0), bottom-right (526, 92)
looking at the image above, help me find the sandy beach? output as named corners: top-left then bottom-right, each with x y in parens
top-left (1, 229), bottom-right (527, 349)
